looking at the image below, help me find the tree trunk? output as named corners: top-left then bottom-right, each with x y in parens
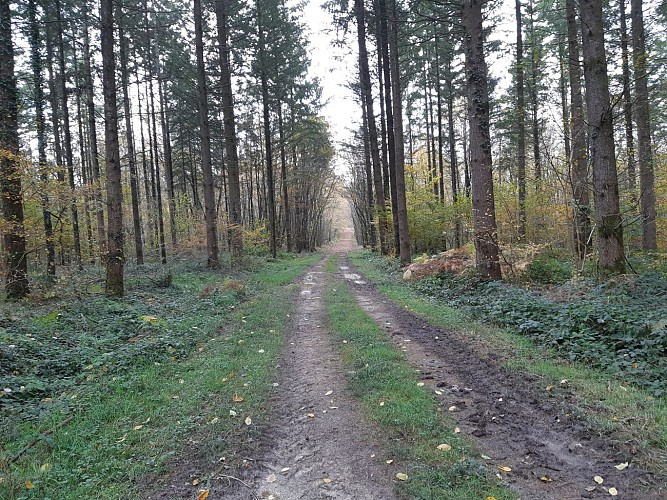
top-left (215, 0), bottom-right (244, 257)
top-left (435, 34), bottom-right (445, 203)
top-left (28, 0), bottom-right (56, 276)
top-left (515, 0), bottom-right (527, 240)
top-left (1, 0), bottom-right (29, 298)
top-left (461, 0), bottom-right (502, 280)
top-left (446, 57), bottom-right (461, 248)
top-left (620, 0), bottom-right (636, 194)
top-left (566, 0), bottom-right (590, 261)
top-left (158, 65), bottom-right (177, 249)
top-left (194, 0), bottom-right (220, 268)
top-left (118, 3), bottom-right (144, 265)
top-left (580, 0), bottom-right (625, 274)
top-left (361, 96), bottom-right (377, 250)
top-left (277, 105), bottom-right (292, 252)
top-left (100, 0), bottom-right (124, 296)
top-left (355, 0), bottom-right (388, 254)
top-left (388, 0), bottom-right (411, 265)
top-left (631, 0), bottom-right (657, 250)
top-left (528, 0), bottom-right (541, 187)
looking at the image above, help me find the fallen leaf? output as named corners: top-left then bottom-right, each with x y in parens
top-left (39, 463), bottom-right (50, 472)
top-left (197, 490), bottom-right (210, 500)
top-left (25, 480), bottom-right (34, 489)
top-left (434, 390), bottom-right (443, 395)
top-left (232, 394), bottom-right (244, 402)
top-left (266, 473), bottom-right (276, 483)
top-left (396, 473), bottom-right (408, 481)
top-left (370, 454), bottom-right (376, 458)
top-left (487, 497), bottom-right (497, 500)
top-left (230, 410), bottom-right (237, 417)
top-left (323, 478), bottom-right (332, 484)
top-left (545, 385), bottom-right (554, 391)
top-left (209, 417), bottom-right (219, 425)
top-left (417, 382), bottom-right (425, 387)
top-left (342, 340), bottom-right (348, 344)
top-left (481, 454), bottom-right (492, 460)
top-left (614, 462), bottom-right (629, 471)
top-left (179, 379), bottom-right (185, 384)
top-left (539, 476), bottom-right (553, 482)
top-left (258, 349), bottom-right (265, 353)
top-left (307, 413), bottom-right (315, 418)
top-left (116, 433), bottom-right (126, 443)
top-left (609, 487), bottom-right (618, 496)
top-left (454, 427), bottom-right (461, 433)
top-left (245, 416), bottom-right (252, 425)
top-left (325, 390), bottom-right (333, 396)
top-left (594, 475), bottom-right (604, 485)
top-left (192, 479), bottom-right (200, 486)
top-left (133, 425), bottom-right (143, 431)
top-left (280, 467), bottom-right (290, 473)
top-left (448, 406), bottom-right (457, 412)
top-left (437, 444), bottom-right (452, 451)
top-left (498, 465), bottom-right (512, 472)
top-left (585, 486), bottom-right (597, 492)
top-left (379, 401), bottom-right (385, 407)
top-left (386, 459), bottom-right (393, 464)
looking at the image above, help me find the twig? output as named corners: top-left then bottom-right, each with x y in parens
top-left (216, 474), bottom-right (250, 488)
top-left (8, 416), bottom-right (74, 464)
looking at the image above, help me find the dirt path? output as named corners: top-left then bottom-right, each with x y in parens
top-left (341, 258), bottom-right (664, 500)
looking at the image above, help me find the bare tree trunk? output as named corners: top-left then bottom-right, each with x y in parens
top-left (216, 0), bottom-right (243, 257)
top-left (515, 0), bottom-right (527, 240)
top-left (461, 0), bottom-right (501, 280)
top-left (580, 0), bottom-right (625, 274)
top-left (361, 97), bottom-right (377, 250)
top-left (194, 0), bottom-right (220, 268)
top-left (28, 0), bottom-right (56, 276)
top-left (355, 0), bottom-right (388, 254)
top-left (388, 0), bottom-right (410, 265)
top-left (158, 65), bottom-right (177, 249)
top-left (620, 0), bottom-right (636, 193)
top-left (631, 0), bottom-right (657, 250)
top-left (446, 58), bottom-right (461, 248)
top-left (528, 0), bottom-right (541, 187)
top-left (435, 34), bottom-right (445, 203)
top-left (101, 0), bottom-right (124, 296)
top-left (566, 0), bottom-right (590, 261)
top-left (277, 105), bottom-right (292, 251)
top-left (118, 3), bottom-right (144, 265)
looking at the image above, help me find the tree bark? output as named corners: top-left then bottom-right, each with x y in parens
top-left (631, 0), bottom-right (657, 250)
top-left (580, 0), bottom-right (625, 274)
top-left (515, 0), bottom-right (527, 240)
top-left (215, 0), bottom-right (244, 257)
top-left (461, 0), bottom-right (502, 280)
top-left (194, 0), bottom-right (220, 268)
top-left (620, 0), bottom-right (636, 193)
top-left (100, 0), bottom-right (124, 296)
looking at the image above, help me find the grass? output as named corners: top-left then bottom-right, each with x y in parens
top-left (0, 254), bottom-right (319, 499)
top-left (324, 261), bottom-right (514, 500)
top-left (349, 251), bottom-right (667, 474)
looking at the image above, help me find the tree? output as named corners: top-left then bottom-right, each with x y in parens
top-left (194, 0), bottom-right (220, 268)
top-left (515, 0), bottom-right (527, 239)
top-left (1, 0), bottom-right (29, 298)
top-left (631, 0), bottom-right (657, 250)
top-left (461, 0), bottom-right (501, 280)
top-left (579, 0), bottom-right (625, 274)
top-left (101, 0), bottom-right (124, 296)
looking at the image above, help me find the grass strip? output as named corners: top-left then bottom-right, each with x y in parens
top-left (348, 251), bottom-right (667, 472)
top-left (324, 270), bottom-right (514, 500)
top-left (1, 255), bottom-right (318, 499)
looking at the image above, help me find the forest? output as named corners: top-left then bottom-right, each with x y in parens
top-left (1, 0), bottom-right (666, 498)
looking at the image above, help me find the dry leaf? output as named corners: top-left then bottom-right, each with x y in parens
top-left (133, 425), bottom-right (143, 431)
top-left (594, 475), bottom-right (604, 484)
top-left (417, 382), bottom-right (425, 387)
top-left (266, 473), bottom-right (276, 483)
top-left (197, 490), bottom-right (210, 500)
top-left (614, 462), bottom-right (629, 471)
top-left (396, 473), bottom-right (408, 481)
top-left (307, 413), bottom-right (315, 418)
top-left (448, 406), bottom-right (457, 412)
top-left (232, 394), bottom-right (244, 402)
top-left (370, 454), bottom-right (376, 458)
top-left (245, 416), bottom-right (252, 425)
top-left (39, 463), bottom-right (50, 472)
top-left (609, 487), bottom-right (618, 496)
top-left (229, 410), bottom-right (237, 417)
top-left (117, 434), bottom-right (127, 443)
top-left (498, 465), bottom-right (512, 472)
top-left (386, 459), bottom-right (393, 464)
top-left (435, 390), bottom-right (443, 395)
top-left (487, 497), bottom-right (497, 500)
top-left (454, 427), bottom-right (461, 433)
top-left (379, 401), bottom-right (385, 407)
top-left (209, 417), bottom-right (219, 425)
top-left (437, 444), bottom-right (452, 451)
top-left (325, 390), bottom-right (333, 396)
top-left (280, 467), bottom-right (290, 473)
top-left (323, 478), bottom-right (332, 484)
top-left (539, 476), bottom-right (553, 482)
top-left (25, 480), bottom-right (34, 489)
top-left (545, 385), bottom-right (554, 391)
top-left (481, 454), bottom-right (492, 460)
top-left (192, 479), bottom-right (200, 486)
top-left (258, 349), bottom-right (265, 353)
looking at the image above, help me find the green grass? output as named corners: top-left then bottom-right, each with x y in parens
top-left (1, 254), bottom-right (319, 499)
top-left (349, 251), bottom-right (667, 473)
top-left (324, 274), bottom-right (515, 500)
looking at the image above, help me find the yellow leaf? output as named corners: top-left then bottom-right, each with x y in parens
top-left (487, 497), bottom-right (497, 500)
top-left (594, 475), bottom-right (604, 484)
top-left (266, 473), bottom-right (276, 483)
top-left (323, 478), bottom-right (332, 484)
top-left (197, 489), bottom-right (210, 500)
top-left (39, 463), bottom-right (50, 472)
top-left (545, 385), bottom-right (554, 391)
top-left (609, 487), bottom-right (618, 496)
top-left (437, 444), bottom-right (452, 451)
top-left (614, 462), bottom-right (629, 470)
top-left (245, 416), bottom-right (252, 425)
top-left (498, 465), bottom-right (512, 472)
top-left (25, 480), bottom-right (34, 489)
top-left (232, 394), bottom-right (244, 402)
top-left (539, 476), bottom-right (553, 482)
top-left (133, 425), bottom-right (143, 431)
top-left (396, 473), bottom-right (408, 481)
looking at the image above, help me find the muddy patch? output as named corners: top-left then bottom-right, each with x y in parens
top-left (341, 259), bottom-right (664, 500)
top-left (222, 260), bottom-right (397, 499)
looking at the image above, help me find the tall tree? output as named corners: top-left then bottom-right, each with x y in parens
top-left (515, 0), bottom-right (527, 239)
top-left (194, 0), bottom-right (220, 268)
top-left (461, 0), bottom-right (501, 280)
top-left (101, 0), bottom-right (124, 295)
top-left (579, 0), bottom-right (625, 274)
top-left (631, 0), bottom-right (657, 250)
top-left (1, 0), bottom-right (29, 298)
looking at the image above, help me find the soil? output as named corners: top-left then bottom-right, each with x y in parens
top-left (341, 257), bottom-right (665, 500)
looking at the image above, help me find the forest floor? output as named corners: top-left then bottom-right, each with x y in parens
top-left (153, 224), bottom-right (664, 499)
